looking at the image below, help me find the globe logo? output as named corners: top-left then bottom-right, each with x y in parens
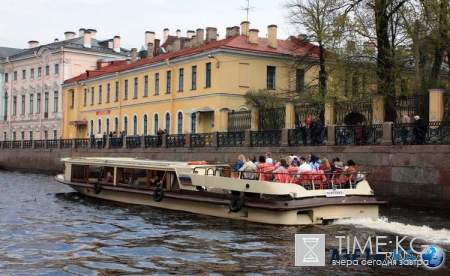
top-left (421, 245), bottom-right (445, 269)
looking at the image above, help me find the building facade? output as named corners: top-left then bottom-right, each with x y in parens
top-left (62, 22), bottom-right (321, 138)
top-left (0, 29), bottom-right (130, 141)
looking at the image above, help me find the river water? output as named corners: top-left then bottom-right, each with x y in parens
top-left (0, 171), bottom-right (449, 275)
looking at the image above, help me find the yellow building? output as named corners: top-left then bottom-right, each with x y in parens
top-left (62, 22), bottom-right (320, 138)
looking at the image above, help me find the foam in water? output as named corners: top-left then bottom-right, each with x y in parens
top-left (333, 217), bottom-right (450, 245)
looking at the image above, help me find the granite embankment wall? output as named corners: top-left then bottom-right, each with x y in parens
top-left (0, 145), bottom-right (449, 209)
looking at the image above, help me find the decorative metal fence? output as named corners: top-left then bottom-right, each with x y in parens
top-left (47, 140), bottom-right (58, 148)
top-left (335, 101), bottom-right (372, 125)
top-left (294, 102), bottom-right (323, 127)
top-left (75, 139), bottom-right (90, 148)
top-left (23, 140), bottom-right (32, 149)
top-left (335, 124), bottom-right (383, 146)
top-left (144, 135), bottom-right (161, 148)
top-left (34, 140), bottom-right (46, 148)
top-left (109, 138), bottom-right (123, 148)
top-left (166, 134), bottom-right (186, 148)
top-left (126, 136), bottom-right (141, 148)
top-left (12, 141), bottom-right (21, 148)
top-left (218, 131), bottom-right (245, 147)
top-left (60, 139), bottom-right (73, 148)
top-left (396, 94), bottom-right (429, 121)
top-left (251, 130), bottom-right (281, 147)
top-left (191, 133), bottom-right (213, 147)
top-left (228, 110), bottom-right (251, 132)
top-left (392, 121), bottom-right (450, 145)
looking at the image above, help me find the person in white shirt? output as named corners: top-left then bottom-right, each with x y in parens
top-left (265, 152), bottom-right (274, 165)
top-left (297, 156), bottom-right (312, 177)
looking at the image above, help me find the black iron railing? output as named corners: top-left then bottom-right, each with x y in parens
top-left (335, 124), bottom-right (383, 146)
top-left (191, 133), bottom-right (213, 147)
top-left (144, 135), bottom-right (161, 148)
top-left (251, 130), bottom-right (281, 147)
top-left (166, 134), bottom-right (186, 148)
top-left (60, 139), bottom-right (73, 148)
top-left (218, 131), bottom-right (245, 147)
top-left (392, 121), bottom-right (450, 145)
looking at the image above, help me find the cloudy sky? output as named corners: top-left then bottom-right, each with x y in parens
top-left (1, 0), bottom-right (294, 50)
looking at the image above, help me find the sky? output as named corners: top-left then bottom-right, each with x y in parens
top-left (1, 0), bottom-right (295, 50)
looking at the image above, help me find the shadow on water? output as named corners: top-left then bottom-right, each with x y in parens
top-left (1, 171), bottom-right (449, 275)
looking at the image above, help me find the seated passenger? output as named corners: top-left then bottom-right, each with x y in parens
top-left (239, 156), bottom-right (257, 179)
top-left (346, 159), bottom-right (360, 181)
top-left (104, 171), bottom-right (113, 183)
top-left (297, 156), bottom-right (312, 178)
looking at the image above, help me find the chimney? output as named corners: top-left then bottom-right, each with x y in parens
top-left (176, 29), bottom-right (181, 38)
top-left (298, 34), bottom-right (308, 42)
top-left (187, 30), bottom-right (195, 38)
top-left (64, 31), bottom-right (76, 40)
top-left (163, 28), bottom-right (169, 43)
top-left (240, 21), bottom-right (250, 36)
top-left (183, 39), bottom-right (191, 49)
top-left (147, 42), bottom-right (154, 59)
top-left (54, 38), bottom-right (59, 42)
top-left (83, 31), bottom-right (91, 48)
top-left (88, 29), bottom-right (97, 39)
top-left (154, 39), bottom-right (160, 55)
top-left (79, 28), bottom-right (85, 37)
top-left (113, 35), bottom-right (121, 53)
top-left (231, 26), bottom-right (240, 37)
top-left (196, 28), bottom-right (204, 45)
top-left (145, 31), bottom-right (155, 46)
top-left (226, 27), bottom-right (232, 38)
top-left (108, 39), bottom-right (113, 49)
top-left (267, 24), bottom-right (277, 48)
top-left (248, 29), bottom-right (259, 44)
top-left (173, 38), bottom-right (181, 52)
top-left (28, 40), bottom-right (39, 48)
top-left (131, 48), bottom-right (138, 63)
top-left (206, 27), bottom-right (217, 43)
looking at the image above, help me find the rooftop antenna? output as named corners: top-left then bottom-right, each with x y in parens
top-left (241, 0), bottom-right (254, 22)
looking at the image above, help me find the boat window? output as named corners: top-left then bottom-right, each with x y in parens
top-left (118, 168), bottom-right (147, 185)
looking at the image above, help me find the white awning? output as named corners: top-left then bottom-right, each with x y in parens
top-left (185, 107), bottom-right (214, 114)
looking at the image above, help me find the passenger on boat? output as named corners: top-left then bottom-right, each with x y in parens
top-left (273, 158), bottom-right (288, 173)
top-left (319, 158), bottom-right (331, 172)
top-left (346, 159), bottom-right (360, 182)
top-left (233, 154), bottom-right (246, 172)
top-left (297, 156), bottom-right (312, 177)
top-left (104, 171), bottom-right (113, 183)
top-left (265, 152), bottom-right (274, 165)
top-left (238, 157), bottom-right (257, 179)
top-left (309, 154), bottom-right (320, 172)
top-left (331, 157), bottom-right (343, 172)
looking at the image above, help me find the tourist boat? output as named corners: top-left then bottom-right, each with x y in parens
top-left (54, 157), bottom-right (386, 226)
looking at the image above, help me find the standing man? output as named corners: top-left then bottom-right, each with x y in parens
top-left (400, 112), bottom-right (411, 145)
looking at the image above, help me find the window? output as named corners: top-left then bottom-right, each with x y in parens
top-left (21, 131), bottom-right (24, 140)
top-left (124, 79), bottom-right (128, 100)
top-left (154, 73), bottom-right (159, 95)
top-left (191, 66), bottom-right (197, 90)
top-left (12, 132), bottom-right (16, 141)
top-left (177, 112), bottom-right (183, 134)
top-left (83, 88), bottom-right (87, 106)
top-left (296, 69), bottom-right (305, 92)
top-left (191, 113), bottom-right (197, 134)
top-left (29, 131), bottom-right (33, 140)
top-left (3, 93), bottom-right (8, 117)
top-left (36, 93), bottom-right (41, 114)
top-left (144, 75), bottom-right (148, 97)
top-left (29, 94), bottom-right (34, 114)
top-left (13, 71), bottom-right (17, 81)
top-left (44, 92), bottom-right (49, 114)
top-left (44, 131), bottom-right (48, 140)
top-left (154, 114), bottom-right (159, 134)
top-left (106, 118), bottom-right (110, 134)
top-left (22, 70), bottom-right (26, 79)
top-left (4, 73), bottom-right (8, 82)
top-left (115, 81), bottom-right (119, 101)
top-left (3, 132), bottom-right (6, 141)
top-left (165, 113), bottom-right (170, 133)
top-left (98, 85), bottom-right (102, 104)
top-left (98, 119), bottom-right (102, 134)
top-left (30, 68), bottom-right (34, 78)
top-left (123, 116), bottom-right (128, 135)
top-left (53, 91), bottom-right (58, 112)
top-left (53, 130), bottom-right (57, 139)
top-left (133, 115), bottom-right (137, 135)
top-left (166, 71), bottom-right (171, 93)
top-left (106, 83), bottom-right (110, 103)
top-left (267, 66), bottom-right (276, 89)
top-left (70, 91), bottom-right (74, 108)
top-left (133, 77), bottom-right (138, 98)
top-left (90, 120), bottom-right (94, 135)
top-left (21, 95), bottom-right (25, 115)
top-left (114, 117), bottom-right (118, 132)
top-left (54, 64), bottom-right (59, 74)
top-left (178, 68), bottom-right (184, 92)
top-left (45, 65), bottom-right (50, 75)
top-left (91, 87), bottom-right (94, 105)
top-left (143, 114), bottom-right (148, 135)
top-left (37, 67), bottom-right (42, 77)
top-left (205, 63), bottom-right (211, 87)
top-left (12, 96), bottom-right (17, 115)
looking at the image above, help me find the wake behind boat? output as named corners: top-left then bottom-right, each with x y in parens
top-left (54, 157), bottom-right (386, 225)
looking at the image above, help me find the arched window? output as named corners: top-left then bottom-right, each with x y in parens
top-left (106, 118), bottom-right (110, 134)
top-left (3, 92), bottom-right (8, 116)
top-left (123, 116), bottom-right (128, 135)
top-left (154, 114), bottom-right (159, 134)
top-left (97, 118), bottom-right (102, 134)
top-left (143, 114), bottom-right (148, 135)
top-left (177, 112), bottom-right (183, 134)
top-left (191, 113), bottom-right (197, 134)
top-left (90, 119), bottom-right (94, 135)
top-left (114, 117), bottom-right (118, 132)
top-left (133, 115), bottom-right (138, 135)
top-left (165, 113), bottom-right (170, 134)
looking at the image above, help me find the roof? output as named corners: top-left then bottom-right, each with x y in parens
top-left (0, 47), bottom-right (26, 58)
top-left (2, 36), bottom-right (129, 61)
top-left (64, 35), bottom-right (321, 84)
